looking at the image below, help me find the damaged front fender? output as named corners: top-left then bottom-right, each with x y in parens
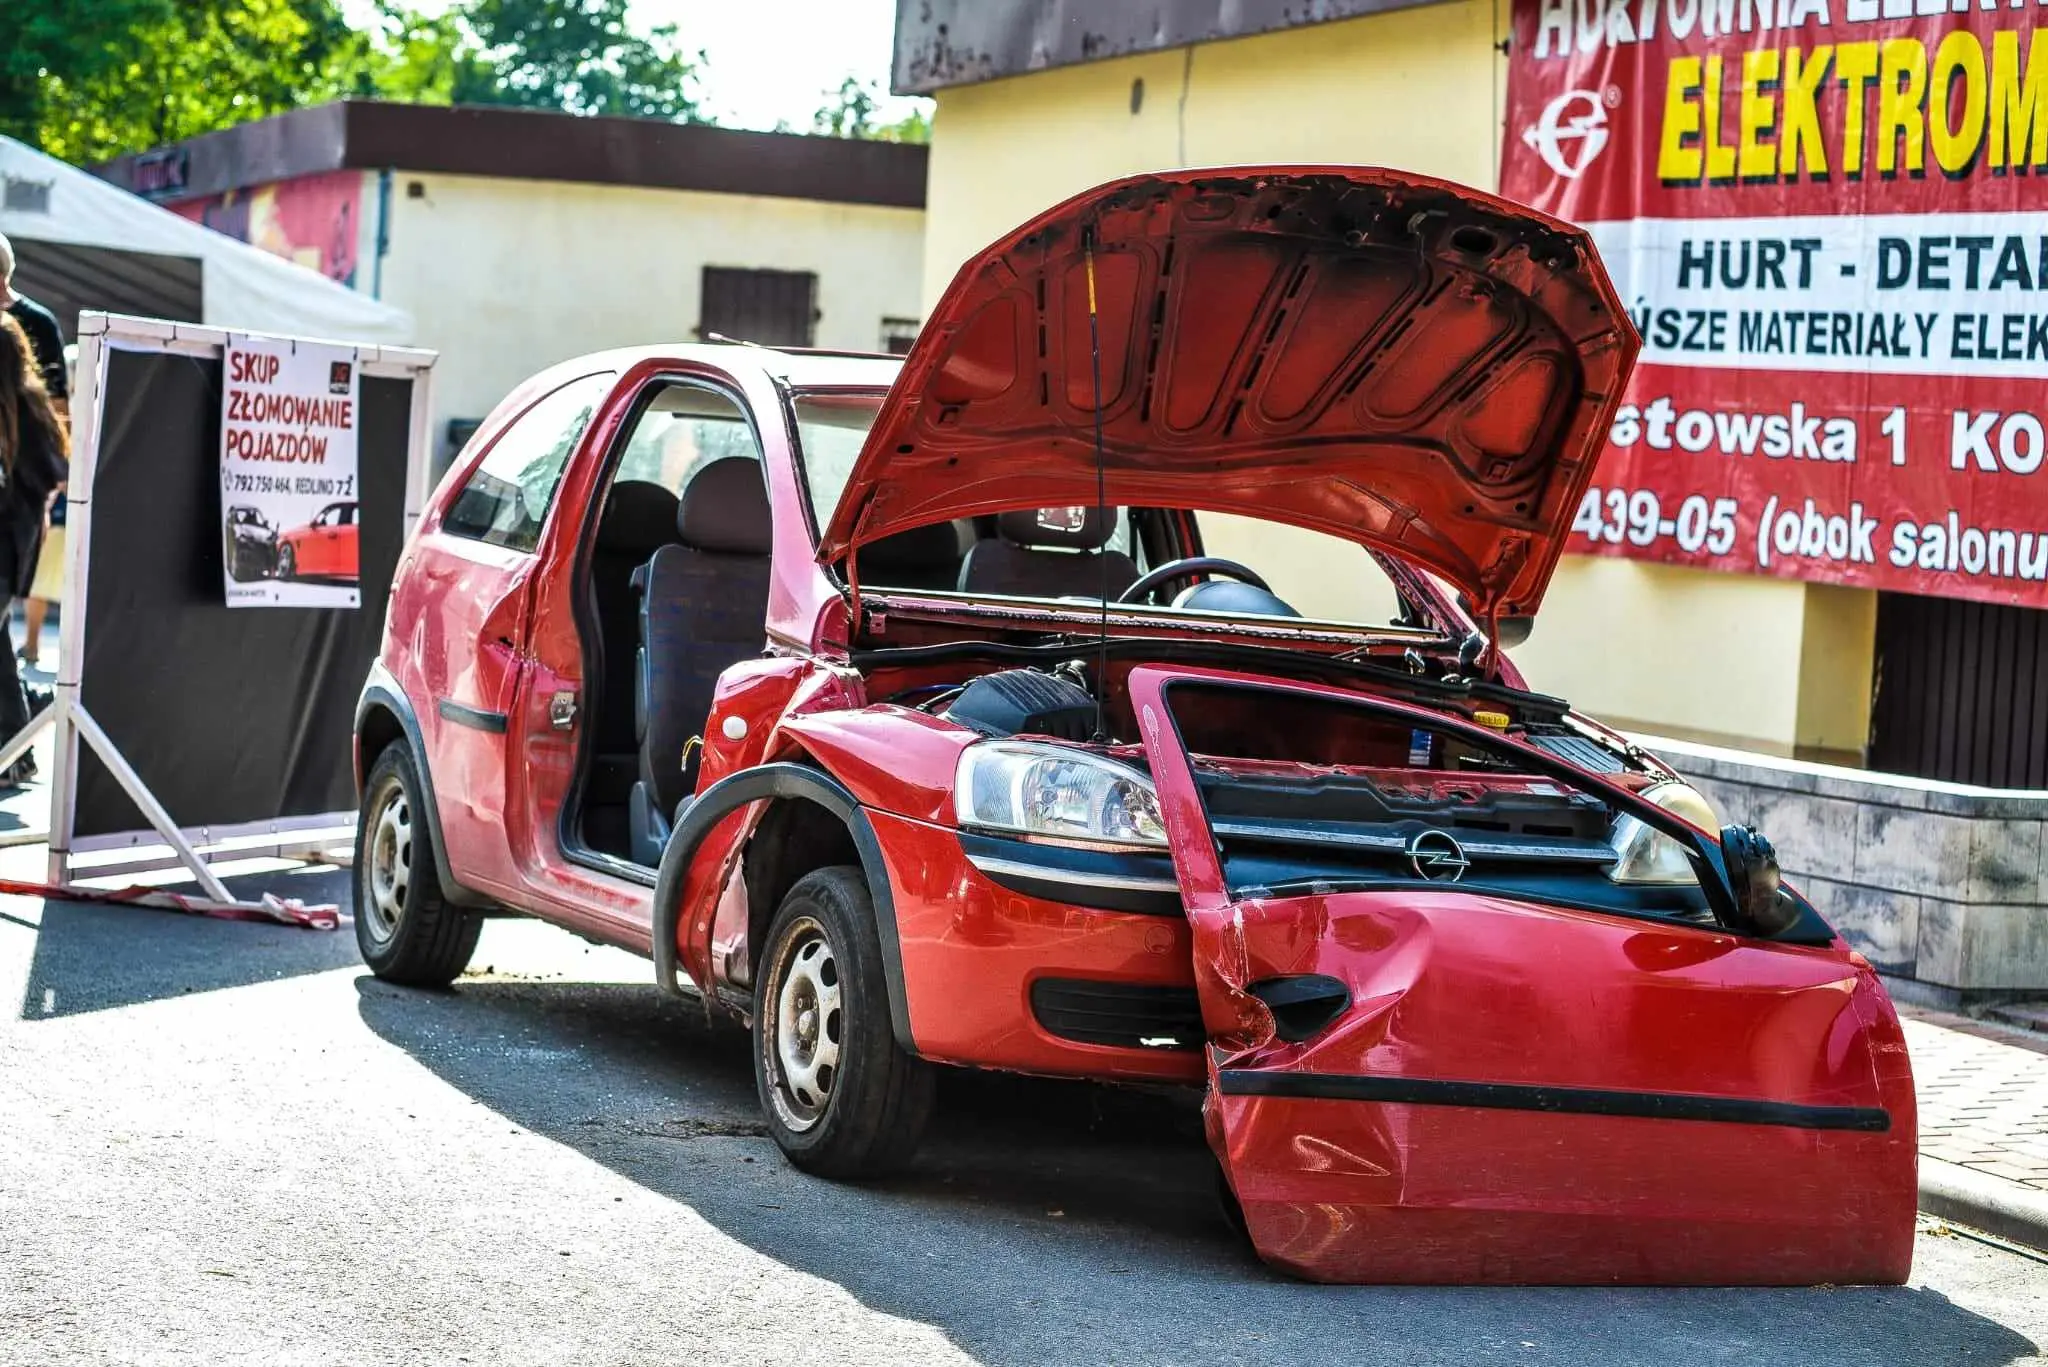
top-left (1128, 665), bottom-right (1917, 1286)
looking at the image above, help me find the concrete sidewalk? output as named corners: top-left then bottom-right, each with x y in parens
top-left (1904, 1006), bottom-right (2048, 1253)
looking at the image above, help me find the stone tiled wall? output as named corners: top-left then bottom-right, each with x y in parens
top-left (1639, 735), bottom-right (2048, 996)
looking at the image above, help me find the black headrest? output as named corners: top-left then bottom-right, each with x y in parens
top-left (858, 519), bottom-right (970, 571)
top-left (678, 457), bottom-right (772, 555)
top-left (997, 506), bottom-right (1117, 551)
top-left (595, 480), bottom-right (681, 554)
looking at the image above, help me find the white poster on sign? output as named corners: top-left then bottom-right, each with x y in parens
top-left (220, 335), bottom-right (362, 608)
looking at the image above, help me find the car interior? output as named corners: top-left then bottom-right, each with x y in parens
top-left (568, 382), bottom-right (1416, 870)
top-left (571, 382), bottom-right (776, 866)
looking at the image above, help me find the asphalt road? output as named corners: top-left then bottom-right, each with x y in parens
top-left (2, 867), bottom-right (2046, 1367)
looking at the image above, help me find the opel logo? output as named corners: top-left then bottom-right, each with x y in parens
top-left (1521, 89), bottom-right (1610, 180)
top-left (1406, 829), bottom-right (1469, 882)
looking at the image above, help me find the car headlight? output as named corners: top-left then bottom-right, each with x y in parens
top-left (954, 741), bottom-right (1167, 848)
top-left (1607, 781), bottom-right (1719, 884)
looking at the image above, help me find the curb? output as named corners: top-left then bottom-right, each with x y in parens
top-left (1920, 1157), bottom-right (2048, 1255)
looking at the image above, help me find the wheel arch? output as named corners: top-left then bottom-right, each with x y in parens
top-left (652, 762), bottom-right (914, 1054)
top-left (354, 668), bottom-right (493, 910)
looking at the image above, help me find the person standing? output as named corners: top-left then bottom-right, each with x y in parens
top-left (0, 313), bottom-right (68, 788)
top-left (0, 235), bottom-right (67, 672)
top-left (0, 236), bottom-right (67, 409)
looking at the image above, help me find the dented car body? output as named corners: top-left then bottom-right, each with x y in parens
top-left (354, 167), bottom-right (1917, 1285)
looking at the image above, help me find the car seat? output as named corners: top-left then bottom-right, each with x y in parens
top-left (627, 457), bottom-right (773, 867)
top-left (956, 508), bottom-right (1139, 600)
top-left (592, 481), bottom-right (681, 767)
top-left (853, 519), bottom-right (973, 592)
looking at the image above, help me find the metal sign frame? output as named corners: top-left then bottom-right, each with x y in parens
top-left (0, 311), bottom-right (435, 895)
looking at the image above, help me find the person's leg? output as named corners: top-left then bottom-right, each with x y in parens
top-left (0, 599), bottom-right (32, 787)
top-left (21, 597), bottom-right (45, 667)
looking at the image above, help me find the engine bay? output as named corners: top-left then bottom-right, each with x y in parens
top-left (860, 653), bottom-right (1818, 943)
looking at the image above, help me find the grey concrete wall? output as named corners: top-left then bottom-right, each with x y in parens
top-left (1641, 735), bottom-right (2048, 997)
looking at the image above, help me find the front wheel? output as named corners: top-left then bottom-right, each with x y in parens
top-left (354, 743), bottom-right (481, 986)
top-left (754, 866), bottom-right (933, 1178)
top-left (276, 544), bottom-right (296, 581)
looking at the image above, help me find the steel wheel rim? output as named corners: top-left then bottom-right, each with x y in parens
top-left (364, 782), bottom-right (412, 943)
top-left (763, 917), bottom-right (842, 1133)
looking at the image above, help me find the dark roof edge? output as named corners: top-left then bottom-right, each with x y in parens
top-left (95, 100), bottom-right (928, 210)
top-left (891, 0), bottom-right (1444, 95)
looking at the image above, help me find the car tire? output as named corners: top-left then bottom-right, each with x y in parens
top-left (277, 544), bottom-right (296, 581)
top-left (754, 866), bottom-right (933, 1179)
top-left (354, 743), bottom-right (481, 987)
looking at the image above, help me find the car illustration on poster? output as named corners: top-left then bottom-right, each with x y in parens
top-left (350, 168), bottom-right (1917, 1287)
top-left (223, 504), bottom-right (278, 582)
top-left (275, 500), bottom-right (359, 583)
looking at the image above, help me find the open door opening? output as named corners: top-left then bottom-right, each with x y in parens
top-left (1126, 665), bottom-right (1917, 1286)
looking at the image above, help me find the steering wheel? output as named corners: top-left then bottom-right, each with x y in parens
top-left (1117, 556), bottom-right (1271, 605)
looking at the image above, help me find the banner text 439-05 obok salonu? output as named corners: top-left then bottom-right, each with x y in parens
top-left (1505, 0), bottom-right (2048, 604)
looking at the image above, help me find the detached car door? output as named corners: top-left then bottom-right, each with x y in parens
top-left (1125, 666), bottom-right (1917, 1286)
top-left (409, 371), bottom-right (614, 896)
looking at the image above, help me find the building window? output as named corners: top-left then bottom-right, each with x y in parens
top-left (881, 317), bottom-right (921, 355)
top-left (699, 267), bottom-right (817, 348)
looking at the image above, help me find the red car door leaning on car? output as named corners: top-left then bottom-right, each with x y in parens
top-left (387, 370), bottom-right (616, 898)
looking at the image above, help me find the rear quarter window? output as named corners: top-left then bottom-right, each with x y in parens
top-left (443, 372), bottom-right (614, 552)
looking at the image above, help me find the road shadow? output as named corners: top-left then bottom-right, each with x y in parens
top-left (15, 866), bottom-right (359, 1020)
top-left (355, 973), bottom-right (2040, 1367)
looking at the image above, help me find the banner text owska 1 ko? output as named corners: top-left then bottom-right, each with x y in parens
top-left (1504, 0), bottom-right (2048, 605)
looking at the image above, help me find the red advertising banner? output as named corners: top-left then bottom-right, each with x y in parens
top-left (1502, 0), bottom-right (2048, 605)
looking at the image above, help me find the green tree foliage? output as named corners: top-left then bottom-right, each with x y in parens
top-left (353, 3), bottom-right (485, 106)
top-left (2, 0), bottom-right (157, 147)
top-left (451, 0), bottom-right (702, 121)
top-left (26, 0), bottom-right (361, 163)
top-left (12, 0), bottom-right (704, 163)
top-left (813, 77), bottom-right (930, 144)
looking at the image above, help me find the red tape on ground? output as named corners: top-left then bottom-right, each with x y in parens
top-left (0, 878), bottom-right (341, 930)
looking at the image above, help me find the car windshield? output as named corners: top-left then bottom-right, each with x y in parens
top-left (790, 392), bottom-right (884, 533)
top-left (787, 390), bottom-right (1420, 631)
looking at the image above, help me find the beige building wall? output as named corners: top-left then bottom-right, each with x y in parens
top-left (379, 172), bottom-right (926, 456)
top-left (919, 3), bottom-right (1877, 757)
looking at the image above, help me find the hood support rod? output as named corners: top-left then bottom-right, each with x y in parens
top-left (1083, 223), bottom-right (1112, 742)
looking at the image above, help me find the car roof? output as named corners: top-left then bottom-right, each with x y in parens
top-left (528, 342), bottom-right (902, 394)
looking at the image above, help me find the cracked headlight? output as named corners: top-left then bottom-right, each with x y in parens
top-left (1607, 781), bottom-right (1719, 884)
top-left (954, 741), bottom-right (1167, 848)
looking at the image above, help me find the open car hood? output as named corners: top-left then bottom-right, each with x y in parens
top-left (816, 167), bottom-right (1639, 617)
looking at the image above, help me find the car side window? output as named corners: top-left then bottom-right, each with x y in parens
top-left (612, 381), bottom-right (762, 498)
top-left (443, 372), bottom-right (614, 552)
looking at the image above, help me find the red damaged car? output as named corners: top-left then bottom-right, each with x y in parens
top-left (351, 168), bottom-right (1916, 1286)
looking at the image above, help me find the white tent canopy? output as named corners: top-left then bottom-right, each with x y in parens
top-left (0, 136), bottom-right (412, 345)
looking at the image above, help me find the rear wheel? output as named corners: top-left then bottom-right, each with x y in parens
top-left (354, 743), bottom-right (481, 986)
top-left (754, 866), bottom-right (933, 1178)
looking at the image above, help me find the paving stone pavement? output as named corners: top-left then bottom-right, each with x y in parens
top-left (1903, 1007), bottom-right (2048, 1194)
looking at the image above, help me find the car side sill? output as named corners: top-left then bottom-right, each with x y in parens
top-left (1215, 1070), bottom-right (1891, 1132)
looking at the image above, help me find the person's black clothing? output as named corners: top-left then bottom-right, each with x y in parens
top-left (7, 295), bottom-right (67, 402)
top-left (0, 418), bottom-right (65, 780)
top-left (0, 419), bottom-right (64, 598)
top-left (0, 624), bottom-right (31, 782)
